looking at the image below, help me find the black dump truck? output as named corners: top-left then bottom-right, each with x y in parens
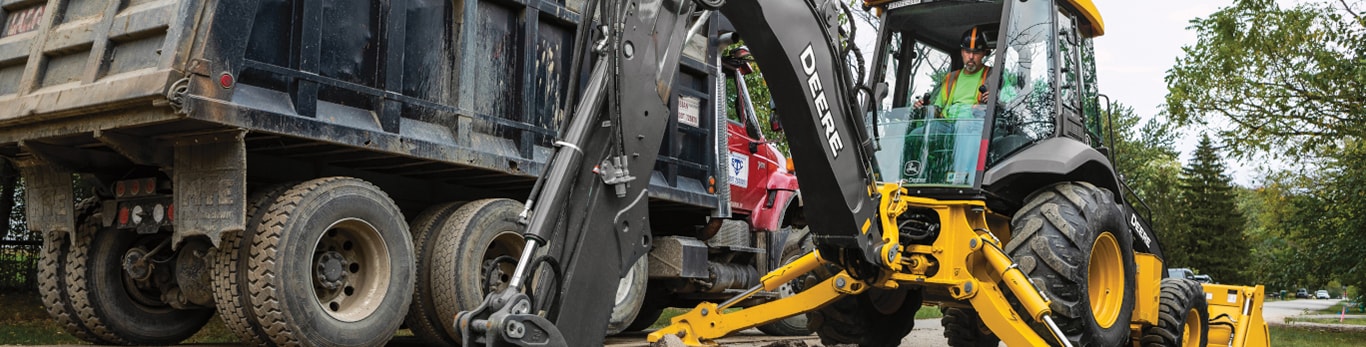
top-left (0, 1), bottom-right (806, 345)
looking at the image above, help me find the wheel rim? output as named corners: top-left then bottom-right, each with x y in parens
top-left (1087, 232), bottom-right (1123, 328)
top-left (118, 234), bottom-right (175, 310)
top-left (614, 258), bottom-right (643, 306)
top-left (312, 218), bottom-right (390, 322)
top-left (1182, 307), bottom-right (1203, 346)
top-left (482, 231), bottom-right (525, 294)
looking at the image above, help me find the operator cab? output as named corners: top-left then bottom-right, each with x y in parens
top-left (866, 0), bottom-right (1105, 196)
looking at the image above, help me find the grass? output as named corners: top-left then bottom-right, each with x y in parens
top-left (1313, 301), bottom-right (1362, 315)
top-left (1270, 325), bottom-right (1366, 347)
top-left (0, 289), bottom-right (81, 345)
top-left (0, 289), bottom-right (241, 345)
top-left (1286, 317), bottom-right (1366, 325)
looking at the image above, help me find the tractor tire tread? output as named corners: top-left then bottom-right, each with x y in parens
top-left (1005, 182), bottom-right (1134, 347)
top-left (1140, 278), bottom-right (1209, 347)
top-left (941, 308), bottom-right (999, 347)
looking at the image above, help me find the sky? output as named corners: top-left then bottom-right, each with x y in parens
top-left (1092, 0), bottom-right (1302, 187)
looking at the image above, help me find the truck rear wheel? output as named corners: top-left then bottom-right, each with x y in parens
top-left (247, 177), bottom-right (413, 347)
top-left (810, 285), bottom-right (923, 347)
top-left (37, 199), bottom-right (104, 343)
top-left (1005, 181), bottom-right (1134, 347)
top-left (757, 227), bottom-right (815, 336)
top-left (426, 198), bottom-right (527, 341)
top-left (212, 184), bottom-right (293, 346)
top-left (71, 214), bottom-right (213, 345)
top-left (941, 307), bottom-right (999, 347)
top-left (404, 202), bottom-right (465, 345)
top-left (606, 255), bottom-right (649, 335)
top-left (1140, 278), bottom-right (1209, 347)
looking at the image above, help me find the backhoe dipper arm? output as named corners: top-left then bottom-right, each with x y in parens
top-left (718, 0), bottom-right (886, 272)
top-left (456, 0), bottom-right (887, 345)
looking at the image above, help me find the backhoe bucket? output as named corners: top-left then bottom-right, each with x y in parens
top-left (1201, 284), bottom-right (1269, 347)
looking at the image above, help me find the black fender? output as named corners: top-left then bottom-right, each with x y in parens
top-left (982, 138), bottom-right (1161, 257)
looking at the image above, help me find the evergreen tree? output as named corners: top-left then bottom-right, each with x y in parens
top-left (1174, 136), bottom-right (1250, 283)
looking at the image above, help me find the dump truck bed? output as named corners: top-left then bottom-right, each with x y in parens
top-left (0, 0), bottom-right (722, 212)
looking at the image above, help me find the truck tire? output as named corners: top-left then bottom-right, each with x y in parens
top-left (606, 255), bottom-right (649, 335)
top-left (941, 307), bottom-right (999, 347)
top-left (757, 227), bottom-right (815, 336)
top-left (1005, 181), bottom-right (1134, 347)
top-left (72, 215), bottom-right (214, 344)
top-left (1140, 278), bottom-right (1209, 347)
top-left (810, 285), bottom-right (923, 347)
top-left (247, 177), bottom-right (414, 347)
top-left (622, 288), bottom-right (668, 332)
top-left (404, 201), bottom-right (465, 345)
top-left (427, 198), bottom-right (527, 341)
top-left (212, 184), bottom-right (293, 346)
top-left (38, 199), bottom-right (104, 344)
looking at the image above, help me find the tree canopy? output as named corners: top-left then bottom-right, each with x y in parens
top-left (1165, 0), bottom-right (1366, 158)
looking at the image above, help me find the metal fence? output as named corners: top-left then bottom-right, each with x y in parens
top-left (0, 172), bottom-right (33, 290)
top-left (0, 238), bottom-right (40, 290)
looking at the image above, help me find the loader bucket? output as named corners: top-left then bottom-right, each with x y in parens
top-left (1200, 284), bottom-right (1269, 347)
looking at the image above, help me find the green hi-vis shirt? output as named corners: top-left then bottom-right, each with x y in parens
top-left (930, 66), bottom-right (989, 120)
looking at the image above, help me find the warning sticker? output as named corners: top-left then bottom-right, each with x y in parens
top-left (678, 96), bottom-right (701, 128)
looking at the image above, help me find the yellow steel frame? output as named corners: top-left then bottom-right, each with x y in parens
top-left (1131, 253), bottom-right (1163, 327)
top-left (648, 184), bottom-right (1068, 346)
top-left (1202, 284), bottom-right (1270, 347)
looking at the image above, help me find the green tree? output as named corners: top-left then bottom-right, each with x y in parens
top-left (1302, 141), bottom-right (1366, 293)
top-left (1105, 103), bottom-right (1185, 267)
top-left (1173, 136), bottom-right (1250, 284)
top-left (1165, 0), bottom-right (1366, 159)
top-left (723, 43), bottom-right (787, 154)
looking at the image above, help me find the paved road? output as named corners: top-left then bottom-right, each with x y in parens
top-left (1262, 298), bottom-right (1342, 324)
top-left (604, 318), bottom-right (951, 347)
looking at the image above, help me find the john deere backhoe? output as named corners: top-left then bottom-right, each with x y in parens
top-left (455, 0), bottom-right (1270, 346)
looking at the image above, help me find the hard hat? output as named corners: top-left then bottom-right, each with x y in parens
top-left (960, 27), bottom-right (992, 53)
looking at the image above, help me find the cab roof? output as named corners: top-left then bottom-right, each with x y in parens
top-left (865, 0), bottom-right (1105, 37)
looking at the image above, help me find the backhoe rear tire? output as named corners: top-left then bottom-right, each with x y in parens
top-left (1005, 181), bottom-right (1135, 347)
top-left (810, 285), bottom-right (923, 347)
top-left (247, 177), bottom-right (414, 347)
top-left (1140, 278), bottom-right (1209, 347)
top-left (941, 307), bottom-right (1000, 347)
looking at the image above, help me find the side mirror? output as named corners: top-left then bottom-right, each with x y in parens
top-left (768, 100), bottom-right (783, 132)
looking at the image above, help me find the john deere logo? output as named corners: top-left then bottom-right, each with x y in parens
top-left (904, 160), bottom-right (922, 176)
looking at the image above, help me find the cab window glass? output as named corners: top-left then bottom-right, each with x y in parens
top-left (988, 0), bottom-right (1056, 165)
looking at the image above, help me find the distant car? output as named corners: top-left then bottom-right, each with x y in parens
top-left (1296, 288), bottom-right (1310, 299)
top-left (1193, 274), bottom-right (1213, 284)
top-left (1316, 290), bottom-right (1331, 299)
top-left (1167, 268), bottom-right (1196, 281)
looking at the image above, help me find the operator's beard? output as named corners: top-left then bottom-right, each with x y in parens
top-left (963, 62), bottom-right (982, 74)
